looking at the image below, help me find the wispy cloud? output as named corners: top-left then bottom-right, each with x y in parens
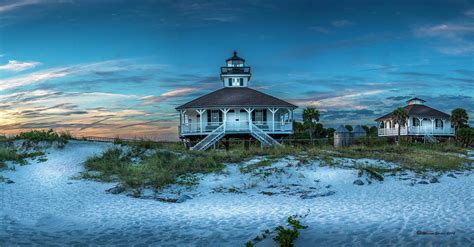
top-left (140, 87), bottom-right (198, 106)
top-left (0, 60), bottom-right (41, 72)
top-left (331, 20), bottom-right (354, 28)
top-left (0, 0), bottom-right (41, 14)
top-left (293, 90), bottom-right (386, 110)
top-left (0, 59), bottom-right (128, 91)
top-left (415, 24), bottom-right (474, 38)
top-left (465, 9), bottom-right (474, 18)
top-left (415, 23), bottom-right (474, 55)
top-left (309, 26), bottom-right (330, 33)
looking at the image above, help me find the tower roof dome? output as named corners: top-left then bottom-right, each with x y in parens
top-left (226, 51), bottom-right (245, 62)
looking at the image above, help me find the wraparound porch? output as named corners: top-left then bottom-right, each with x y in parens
top-left (178, 107), bottom-right (294, 136)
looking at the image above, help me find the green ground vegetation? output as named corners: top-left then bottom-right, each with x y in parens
top-left (82, 138), bottom-right (470, 192)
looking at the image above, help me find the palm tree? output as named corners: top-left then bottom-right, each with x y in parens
top-left (392, 107), bottom-right (408, 145)
top-left (451, 108), bottom-right (469, 130)
top-left (302, 107), bottom-right (320, 144)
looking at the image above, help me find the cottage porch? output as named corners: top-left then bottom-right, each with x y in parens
top-left (178, 107), bottom-right (294, 136)
top-left (377, 117), bottom-right (455, 137)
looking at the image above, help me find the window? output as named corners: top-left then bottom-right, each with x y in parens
top-left (435, 119), bottom-right (443, 128)
top-left (252, 109), bottom-right (267, 123)
top-left (207, 110), bottom-right (222, 124)
top-left (239, 78), bottom-right (243, 86)
top-left (228, 78), bottom-right (232, 86)
top-left (413, 118), bottom-right (420, 127)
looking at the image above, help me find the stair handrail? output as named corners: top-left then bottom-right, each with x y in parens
top-left (191, 124), bottom-right (225, 151)
top-left (251, 124), bottom-right (281, 146)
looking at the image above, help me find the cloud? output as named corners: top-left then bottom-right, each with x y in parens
top-left (465, 9), bottom-right (474, 18)
top-left (140, 87), bottom-right (198, 106)
top-left (414, 23), bottom-right (474, 55)
top-left (415, 24), bottom-right (474, 38)
top-left (0, 60), bottom-right (41, 71)
top-left (390, 71), bottom-right (442, 78)
top-left (0, 59), bottom-right (128, 91)
top-left (293, 90), bottom-right (386, 111)
top-left (309, 26), bottom-right (330, 33)
top-left (0, 0), bottom-right (41, 13)
top-left (331, 20), bottom-right (354, 28)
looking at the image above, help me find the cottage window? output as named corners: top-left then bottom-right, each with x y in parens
top-left (208, 110), bottom-right (222, 124)
top-left (412, 118), bottom-right (420, 127)
top-left (239, 78), bottom-right (243, 86)
top-left (252, 109), bottom-right (267, 123)
top-left (435, 119), bottom-right (443, 128)
top-left (228, 78), bottom-right (232, 86)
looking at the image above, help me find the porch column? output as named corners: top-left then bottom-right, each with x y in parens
top-left (430, 118), bottom-right (435, 134)
top-left (268, 108), bottom-right (278, 133)
top-left (220, 108), bottom-right (230, 131)
top-left (290, 109), bottom-right (293, 132)
top-left (418, 117), bottom-right (423, 134)
top-left (196, 109), bottom-right (206, 134)
top-left (179, 110), bottom-right (183, 134)
top-left (442, 119), bottom-right (445, 134)
top-left (245, 108), bottom-right (254, 132)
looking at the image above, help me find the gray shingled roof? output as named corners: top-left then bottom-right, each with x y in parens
top-left (335, 125), bottom-right (349, 133)
top-left (375, 104), bottom-right (450, 121)
top-left (176, 87), bottom-right (297, 110)
top-left (353, 125), bottom-right (366, 133)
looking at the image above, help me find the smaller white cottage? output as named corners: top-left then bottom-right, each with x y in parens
top-left (375, 98), bottom-right (455, 137)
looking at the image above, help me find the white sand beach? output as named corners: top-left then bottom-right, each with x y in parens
top-left (1, 141), bottom-right (473, 246)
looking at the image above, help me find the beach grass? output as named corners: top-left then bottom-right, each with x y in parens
top-left (81, 140), bottom-right (470, 191)
top-left (0, 145), bottom-right (45, 168)
top-left (82, 147), bottom-right (224, 189)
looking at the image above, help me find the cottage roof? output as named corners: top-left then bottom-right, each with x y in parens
top-left (335, 125), bottom-right (349, 133)
top-left (176, 87), bottom-right (297, 110)
top-left (375, 104), bottom-right (450, 121)
top-left (353, 125), bottom-right (366, 133)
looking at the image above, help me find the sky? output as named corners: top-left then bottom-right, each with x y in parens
top-left (0, 0), bottom-right (473, 140)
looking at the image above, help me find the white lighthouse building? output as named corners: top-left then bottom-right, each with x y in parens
top-left (176, 52), bottom-right (297, 150)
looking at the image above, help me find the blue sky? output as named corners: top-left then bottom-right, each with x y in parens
top-left (0, 0), bottom-right (473, 140)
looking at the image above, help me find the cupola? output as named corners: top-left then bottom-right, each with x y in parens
top-left (220, 51), bottom-right (251, 88)
top-left (406, 97), bottom-right (426, 105)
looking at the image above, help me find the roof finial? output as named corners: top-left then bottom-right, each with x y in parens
top-left (233, 51), bottom-right (237, 56)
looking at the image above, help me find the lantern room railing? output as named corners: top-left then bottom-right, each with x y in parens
top-left (220, 66), bottom-right (251, 75)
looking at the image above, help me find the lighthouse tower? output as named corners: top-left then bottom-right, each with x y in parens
top-left (220, 51), bottom-right (252, 87)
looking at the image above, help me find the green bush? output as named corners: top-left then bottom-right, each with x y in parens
top-left (456, 128), bottom-right (474, 147)
top-left (0, 145), bottom-right (44, 168)
top-left (16, 129), bottom-right (72, 148)
top-left (273, 215), bottom-right (308, 247)
top-left (83, 147), bottom-right (224, 190)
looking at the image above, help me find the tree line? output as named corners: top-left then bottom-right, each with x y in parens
top-left (290, 107), bottom-right (378, 141)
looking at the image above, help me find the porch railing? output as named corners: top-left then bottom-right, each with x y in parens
top-left (180, 121), bottom-right (292, 135)
top-left (378, 126), bottom-right (455, 136)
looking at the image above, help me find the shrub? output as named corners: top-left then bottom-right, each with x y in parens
top-left (16, 129), bottom-right (72, 148)
top-left (273, 215), bottom-right (308, 247)
top-left (83, 147), bottom-right (224, 190)
top-left (456, 128), bottom-right (474, 147)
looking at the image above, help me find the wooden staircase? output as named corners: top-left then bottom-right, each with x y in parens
top-left (250, 124), bottom-right (282, 147)
top-left (190, 125), bottom-right (225, 151)
top-left (190, 123), bottom-right (281, 151)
